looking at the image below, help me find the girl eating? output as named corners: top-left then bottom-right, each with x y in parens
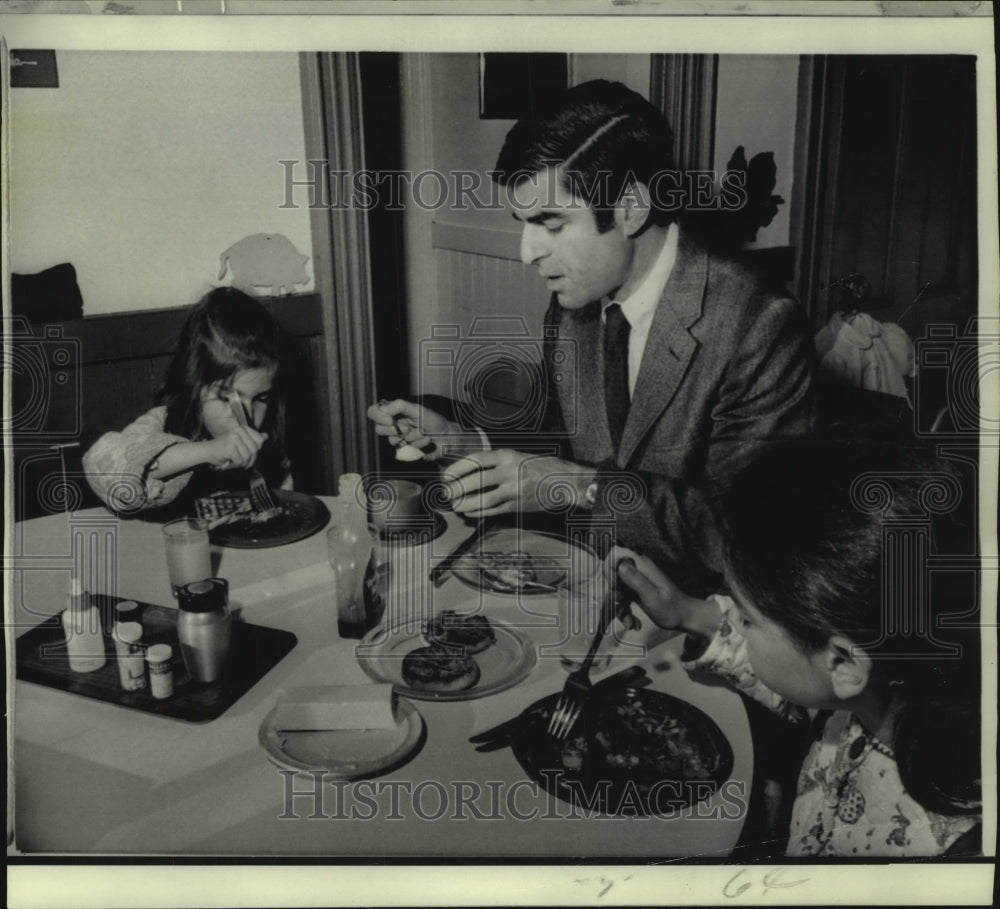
top-left (84, 287), bottom-right (291, 515)
top-left (614, 441), bottom-right (981, 856)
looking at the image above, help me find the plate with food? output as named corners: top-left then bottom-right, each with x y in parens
top-left (258, 698), bottom-right (424, 779)
top-left (510, 687), bottom-right (734, 816)
top-left (200, 489), bottom-right (330, 549)
top-left (450, 528), bottom-right (599, 596)
top-left (356, 610), bottom-right (537, 701)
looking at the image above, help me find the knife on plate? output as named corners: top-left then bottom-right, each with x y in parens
top-left (429, 517), bottom-right (494, 588)
top-left (468, 664), bottom-right (649, 750)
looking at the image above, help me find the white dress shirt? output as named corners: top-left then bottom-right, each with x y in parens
top-left (601, 222), bottom-right (679, 398)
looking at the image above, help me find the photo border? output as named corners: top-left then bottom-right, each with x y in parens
top-left (2, 4), bottom-right (996, 908)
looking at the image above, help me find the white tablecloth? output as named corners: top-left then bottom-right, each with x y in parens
top-left (9, 501), bottom-right (751, 857)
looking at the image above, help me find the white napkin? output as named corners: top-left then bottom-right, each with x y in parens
top-left (274, 684), bottom-right (398, 731)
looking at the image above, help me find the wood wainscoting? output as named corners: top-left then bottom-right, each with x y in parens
top-left (9, 294), bottom-right (330, 522)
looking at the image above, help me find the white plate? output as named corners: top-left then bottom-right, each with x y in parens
top-left (450, 528), bottom-right (599, 596)
top-left (356, 615), bottom-right (538, 701)
top-left (258, 698), bottom-right (424, 779)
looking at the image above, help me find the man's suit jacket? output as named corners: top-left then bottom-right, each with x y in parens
top-left (541, 225), bottom-right (816, 591)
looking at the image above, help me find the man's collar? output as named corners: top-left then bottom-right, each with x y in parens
top-left (602, 222), bottom-right (679, 324)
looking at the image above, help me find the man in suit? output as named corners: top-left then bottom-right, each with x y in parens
top-left (370, 79), bottom-right (814, 590)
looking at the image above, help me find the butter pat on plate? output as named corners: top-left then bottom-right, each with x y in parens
top-left (274, 684), bottom-right (398, 731)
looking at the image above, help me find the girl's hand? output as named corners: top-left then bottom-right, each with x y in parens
top-left (201, 426), bottom-right (268, 470)
top-left (609, 546), bottom-right (719, 638)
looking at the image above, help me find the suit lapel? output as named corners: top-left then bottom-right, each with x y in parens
top-left (618, 227), bottom-right (707, 466)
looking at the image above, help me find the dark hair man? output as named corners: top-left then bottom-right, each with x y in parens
top-left (370, 79), bottom-right (814, 588)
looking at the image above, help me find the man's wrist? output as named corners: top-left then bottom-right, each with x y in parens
top-left (436, 424), bottom-right (488, 458)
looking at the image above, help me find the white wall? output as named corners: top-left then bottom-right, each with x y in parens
top-left (10, 51), bottom-right (313, 315)
top-left (427, 53), bottom-right (517, 236)
top-left (406, 53), bottom-right (654, 394)
top-left (713, 54), bottom-right (800, 248)
top-left (402, 53), bottom-right (800, 394)
top-left (572, 54), bottom-right (651, 99)
top-left (425, 53), bottom-right (652, 237)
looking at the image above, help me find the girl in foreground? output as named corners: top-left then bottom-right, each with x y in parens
top-left (615, 441), bottom-right (981, 856)
top-left (84, 287), bottom-right (291, 514)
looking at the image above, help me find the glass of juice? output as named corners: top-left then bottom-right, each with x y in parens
top-left (162, 517), bottom-right (211, 597)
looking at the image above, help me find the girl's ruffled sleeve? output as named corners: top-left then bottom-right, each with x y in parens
top-left (681, 594), bottom-right (806, 722)
top-left (82, 407), bottom-right (193, 512)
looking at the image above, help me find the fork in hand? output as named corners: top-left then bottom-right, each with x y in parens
top-left (547, 559), bottom-right (636, 741)
top-left (228, 392), bottom-right (279, 514)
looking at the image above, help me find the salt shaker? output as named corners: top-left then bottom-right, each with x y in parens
top-left (146, 644), bottom-right (174, 699)
top-left (114, 600), bottom-right (140, 627)
top-left (176, 577), bottom-right (231, 683)
top-left (113, 621), bottom-right (147, 692)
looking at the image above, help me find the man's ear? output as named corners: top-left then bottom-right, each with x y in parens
top-left (825, 634), bottom-right (872, 701)
top-left (616, 180), bottom-right (652, 237)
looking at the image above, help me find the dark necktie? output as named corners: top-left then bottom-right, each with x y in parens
top-left (603, 303), bottom-right (631, 451)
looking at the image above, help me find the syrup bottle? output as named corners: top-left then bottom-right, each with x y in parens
top-left (62, 577), bottom-right (107, 673)
top-left (331, 474), bottom-right (384, 638)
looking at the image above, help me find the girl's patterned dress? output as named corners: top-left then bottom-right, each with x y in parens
top-left (682, 596), bottom-right (979, 857)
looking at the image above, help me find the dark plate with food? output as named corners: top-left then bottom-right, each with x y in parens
top-left (356, 612), bottom-right (536, 701)
top-left (203, 489), bottom-right (330, 549)
top-left (510, 687), bottom-right (734, 816)
top-left (451, 528), bottom-right (599, 596)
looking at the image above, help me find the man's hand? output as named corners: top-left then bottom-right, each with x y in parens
top-left (609, 546), bottom-right (720, 638)
top-left (367, 399), bottom-right (470, 460)
top-left (442, 450), bottom-right (595, 518)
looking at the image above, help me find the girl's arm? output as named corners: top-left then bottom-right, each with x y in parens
top-left (146, 427), bottom-right (266, 480)
top-left (615, 554), bottom-right (721, 641)
top-left (681, 595), bottom-right (802, 718)
top-left (613, 548), bottom-right (805, 721)
top-left (144, 439), bottom-right (214, 480)
top-left (84, 408), bottom-right (268, 513)
top-left (83, 407), bottom-right (193, 512)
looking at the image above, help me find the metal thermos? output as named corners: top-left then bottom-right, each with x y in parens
top-left (177, 577), bottom-right (231, 683)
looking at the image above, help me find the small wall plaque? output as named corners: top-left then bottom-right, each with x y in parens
top-left (10, 50), bottom-right (59, 89)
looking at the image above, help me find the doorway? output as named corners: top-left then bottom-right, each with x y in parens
top-left (796, 55), bottom-right (978, 337)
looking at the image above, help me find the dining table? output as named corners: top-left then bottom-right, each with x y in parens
top-left (8, 494), bottom-right (752, 858)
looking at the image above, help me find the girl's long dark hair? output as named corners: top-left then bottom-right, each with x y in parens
top-left (158, 287), bottom-right (287, 481)
top-left (719, 440), bottom-right (981, 817)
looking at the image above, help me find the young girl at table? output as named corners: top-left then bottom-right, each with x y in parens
top-left (84, 287), bottom-right (292, 515)
top-left (614, 441), bottom-right (981, 857)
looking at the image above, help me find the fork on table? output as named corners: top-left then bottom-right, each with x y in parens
top-left (228, 392), bottom-right (279, 514)
top-left (547, 558), bottom-right (636, 741)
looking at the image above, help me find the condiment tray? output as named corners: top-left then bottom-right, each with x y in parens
top-left (16, 596), bottom-right (298, 723)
